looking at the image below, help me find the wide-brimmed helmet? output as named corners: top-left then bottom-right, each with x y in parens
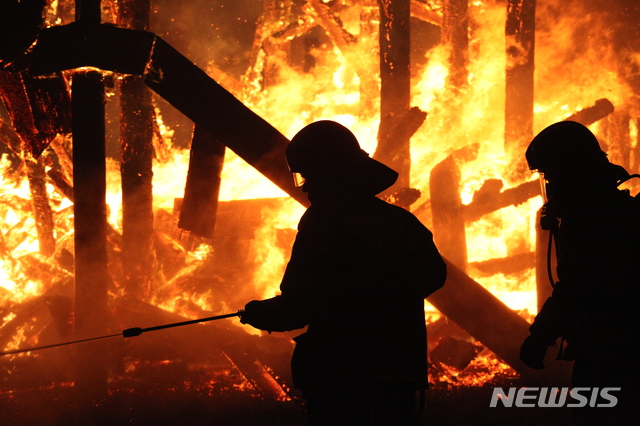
top-left (526, 121), bottom-right (608, 174)
top-left (526, 121), bottom-right (629, 200)
top-left (286, 120), bottom-right (398, 195)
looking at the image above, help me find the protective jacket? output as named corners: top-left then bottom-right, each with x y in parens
top-left (244, 195), bottom-right (446, 390)
top-left (529, 188), bottom-right (640, 386)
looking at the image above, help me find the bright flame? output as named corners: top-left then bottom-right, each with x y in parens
top-left (1, 0), bottom-right (637, 388)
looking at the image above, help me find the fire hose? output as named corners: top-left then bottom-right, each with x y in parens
top-left (0, 310), bottom-right (243, 357)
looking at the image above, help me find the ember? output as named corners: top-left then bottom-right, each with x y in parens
top-left (1, 0), bottom-right (639, 424)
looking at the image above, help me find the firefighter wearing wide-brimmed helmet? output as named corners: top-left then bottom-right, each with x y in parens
top-left (520, 120), bottom-right (640, 424)
top-left (241, 120), bottom-right (446, 424)
top-left (525, 120), bottom-right (630, 205)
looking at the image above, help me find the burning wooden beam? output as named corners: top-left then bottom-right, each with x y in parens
top-left (71, 68), bottom-right (110, 399)
top-left (505, 0), bottom-right (536, 175)
top-left (564, 98), bottom-right (614, 125)
top-left (376, 0), bottom-right (412, 190)
top-left (442, 0), bottom-right (469, 90)
top-left (178, 125), bottom-right (226, 240)
top-left (24, 154), bottom-right (56, 256)
top-left (462, 178), bottom-right (541, 222)
top-left (0, 70), bottom-right (71, 158)
top-left (427, 260), bottom-right (531, 374)
top-left (118, 0), bottom-right (155, 300)
top-left (430, 155), bottom-right (467, 270)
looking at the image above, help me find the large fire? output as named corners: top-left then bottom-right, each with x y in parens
top-left (0, 0), bottom-right (638, 409)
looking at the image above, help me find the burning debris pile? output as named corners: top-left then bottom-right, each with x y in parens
top-left (1, 0), bottom-right (640, 422)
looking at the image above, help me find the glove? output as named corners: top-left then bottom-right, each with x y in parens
top-left (239, 300), bottom-right (270, 330)
top-left (520, 334), bottom-right (549, 369)
top-left (240, 296), bottom-right (309, 332)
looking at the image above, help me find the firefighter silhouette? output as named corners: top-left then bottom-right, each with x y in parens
top-left (240, 120), bottom-right (447, 425)
top-left (520, 121), bottom-right (640, 424)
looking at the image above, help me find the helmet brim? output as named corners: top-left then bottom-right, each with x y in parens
top-left (353, 154), bottom-right (399, 195)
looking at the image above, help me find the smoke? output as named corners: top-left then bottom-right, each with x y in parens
top-left (150, 0), bottom-right (262, 78)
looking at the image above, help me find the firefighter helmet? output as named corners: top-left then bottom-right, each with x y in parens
top-left (525, 121), bottom-right (607, 174)
top-left (286, 120), bottom-right (398, 195)
top-left (526, 121), bottom-right (629, 191)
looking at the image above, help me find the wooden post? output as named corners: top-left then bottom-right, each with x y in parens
top-left (442, 0), bottom-right (469, 91)
top-left (375, 0), bottom-right (411, 190)
top-left (25, 154), bottom-right (56, 256)
top-left (505, 0), bottom-right (535, 177)
top-left (72, 0), bottom-right (109, 403)
top-left (178, 125), bottom-right (226, 241)
top-left (430, 155), bottom-right (467, 271)
top-left (72, 68), bottom-right (109, 399)
top-left (118, 0), bottom-right (154, 299)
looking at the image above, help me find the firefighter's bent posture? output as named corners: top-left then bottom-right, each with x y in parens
top-left (240, 121), bottom-right (447, 425)
top-left (520, 121), bottom-right (640, 424)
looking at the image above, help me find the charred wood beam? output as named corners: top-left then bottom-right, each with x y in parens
top-left (427, 260), bottom-right (531, 374)
top-left (430, 155), bottom-right (467, 270)
top-left (205, 64), bottom-right (245, 97)
top-left (71, 69), bottom-right (109, 398)
top-left (376, 0), bottom-right (412, 190)
top-left (463, 178), bottom-right (541, 222)
top-left (442, 0), bottom-right (469, 90)
top-left (118, 0), bottom-right (154, 300)
top-left (0, 70), bottom-right (71, 158)
top-left (119, 74), bottom-right (155, 299)
top-left (24, 154), bottom-right (56, 256)
top-left (47, 168), bottom-right (74, 200)
top-left (505, 0), bottom-right (535, 174)
top-left (178, 125), bottom-right (225, 240)
top-left (563, 98), bottom-right (614, 126)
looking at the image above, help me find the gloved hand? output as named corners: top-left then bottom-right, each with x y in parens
top-left (239, 300), bottom-right (270, 329)
top-left (520, 334), bottom-right (549, 369)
